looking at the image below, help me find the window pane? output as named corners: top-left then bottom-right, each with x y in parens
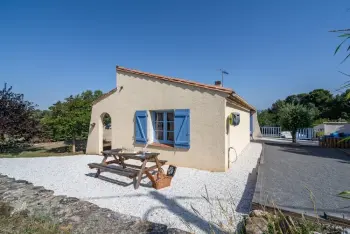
top-left (155, 122), bottom-right (163, 130)
top-left (167, 122), bottom-right (174, 131)
top-left (167, 132), bottom-right (174, 141)
top-left (155, 131), bottom-right (164, 140)
top-left (167, 112), bottom-right (174, 121)
top-left (156, 113), bottom-right (163, 121)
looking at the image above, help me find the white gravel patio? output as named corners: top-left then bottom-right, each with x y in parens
top-left (0, 142), bottom-right (261, 233)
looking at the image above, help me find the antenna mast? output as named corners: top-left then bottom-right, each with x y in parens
top-left (218, 69), bottom-right (229, 87)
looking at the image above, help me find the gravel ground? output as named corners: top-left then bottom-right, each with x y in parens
top-left (0, 142), bottom-right (261, 233)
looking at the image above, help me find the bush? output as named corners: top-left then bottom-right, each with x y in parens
top-left (0, 139), bottom-right (31, 154)
top-left (316, 131), bottom-right (324, 138)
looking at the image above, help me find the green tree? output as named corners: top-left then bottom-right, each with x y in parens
top-left (308, 89), bottom-right (332, 118)
top-left (257, 110), bottom-right (275, 126)
top-left (257, 87), bottom-right (350, 127)
top-left (285, 95), bottom-right (299, 105)
top-left (278, 104), bottom-right (314, 143)
top-left (42, 90), bottom-right (103, 152)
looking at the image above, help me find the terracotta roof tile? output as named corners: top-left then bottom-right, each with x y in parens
top-left (116, 66), bottom-right (234, 94)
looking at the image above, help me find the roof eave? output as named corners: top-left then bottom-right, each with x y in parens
top-left (116, 65), bottom-right (234, 95)
top-left (226, 94), bottom-right (256, 112)
top-left (92, 87), bottom-right (118, 106)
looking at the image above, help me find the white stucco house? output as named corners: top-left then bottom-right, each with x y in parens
top-left (86, 66), bottom-right (258, 171)
top-left (314, 122), bottom-right (350, 135)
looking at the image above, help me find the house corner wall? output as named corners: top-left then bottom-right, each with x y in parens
top-left (86, 90), bottom-right (120, 155)
top-left (224, 101), bottom-right (251, 170)
top-left (86, 106), bottom-right (103, 154)
top-left (252, 112), bottom-right (262, 138)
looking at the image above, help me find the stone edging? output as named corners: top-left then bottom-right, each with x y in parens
top-left (0, 174), bottom-right (187, 234)
top-left (251, 143), bottom-right (264, 210)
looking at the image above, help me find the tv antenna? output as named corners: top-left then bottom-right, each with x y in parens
top-left (218, 69), bottom-right (229, 87)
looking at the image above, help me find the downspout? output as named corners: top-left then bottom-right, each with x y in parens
top-left (228, 147), bottom-right (238, 168)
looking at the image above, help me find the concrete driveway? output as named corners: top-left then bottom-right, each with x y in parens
top-left (253, 141), bottom-right (350, 220)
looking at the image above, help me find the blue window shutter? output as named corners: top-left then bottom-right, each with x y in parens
top-left (135, 111), bottom-right (147, 144)
top-left (174, 109), bottom-right (190, 148)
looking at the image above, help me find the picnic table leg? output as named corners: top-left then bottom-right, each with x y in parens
top-left (154, 157), bottom-right (165, 175)
top-left (95, 155), bottom-right (108, 178)
top-left (154, 157), bottom-right (162, 170)
top-left (120, 156), bottom-right (126, 168)
top-left (135, 159), bottom-right (148, 189)
top-left (112, 155), bottom-right (121, 165)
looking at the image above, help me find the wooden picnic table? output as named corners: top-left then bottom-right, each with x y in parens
top-left (88, 148), bottom-right (168, 189)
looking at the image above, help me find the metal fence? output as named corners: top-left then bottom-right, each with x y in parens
top-left (260, 126), bottom-right (315, 140)
top-left (296, 128), bottom-right (315, 140)
top-left (260, 127), bottom-right (281, 137)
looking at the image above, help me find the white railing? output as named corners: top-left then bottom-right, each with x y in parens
top-left (260, 127), bottom-right (281, 137)
top-left (260, 126), bottom-right (315, 140)
top-left (296, 128), bottom-right (315, 140)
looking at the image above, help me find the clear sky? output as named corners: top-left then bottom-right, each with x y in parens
top-left (1, 0), bottom-right (349, 110)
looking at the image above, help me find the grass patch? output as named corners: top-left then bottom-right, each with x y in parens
top-left (0, 203), bottom-right (69, 234)
top-left (0, 150), bottom-right (83, 158)
top-left (0, 141), bottom-right (85, 158)
top-left (261, 210), bottom-right (343, 234)
top-left (0, 214), bottom-right (68, 234)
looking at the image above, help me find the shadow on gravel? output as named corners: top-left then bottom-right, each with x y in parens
top-left (85, 173), bottom-right (152, 188)
top-left (144, 191), bottom-right (224, 234)
top-left (235, 166), bottom-right (258, 213)
top-left (338, 160), bottom-right (350, 164)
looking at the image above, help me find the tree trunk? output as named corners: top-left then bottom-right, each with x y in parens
top-left (0, 133), bottom-right (4, 143)
top-left (72, 137), bottom-right (76, 153)
top-left (292, 131), bottom-right (297, 143)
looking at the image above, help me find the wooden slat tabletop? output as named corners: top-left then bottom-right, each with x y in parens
top-left (116, 152), bottom-right (160, 160)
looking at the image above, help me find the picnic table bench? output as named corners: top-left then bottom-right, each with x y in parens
top-left (88, 148), bottom-right (174, 189)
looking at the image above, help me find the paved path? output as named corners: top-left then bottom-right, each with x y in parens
top-left (254, 142), bottom-right (350, 219)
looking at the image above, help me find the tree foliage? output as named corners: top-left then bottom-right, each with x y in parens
top-left (258, 88), bottom-right (350, 127)
top-left (102, 113), bottom-right (111, 127)
top-left (332, 28), bottom-right (350, 91)
top-left (257, 110), bottom-right (275, 126)
top-left (278, 104), bottom-right (313, 142)
top-left (41, 90), bottom-right (103, 152)
top-left (332, 26), bottom-right (350, 199)
top-left (331, 28), bottom-right (350, 64)
top-left (0, 83), bottom-right (40, 144)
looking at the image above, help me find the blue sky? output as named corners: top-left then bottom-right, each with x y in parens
top-left (1, 0), bottom-right (349, 110)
